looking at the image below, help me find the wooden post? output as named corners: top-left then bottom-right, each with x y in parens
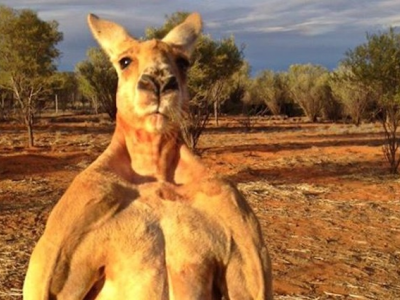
top-left (55, 94), bottom-right (58, 114)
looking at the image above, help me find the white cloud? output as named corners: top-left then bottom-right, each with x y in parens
top-left (3, 0), bottom-right (400, 72)
top-left (208, 0), bottom-right (400, 37)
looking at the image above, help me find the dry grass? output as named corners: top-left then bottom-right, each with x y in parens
top-left (240, 180), bottom-right (400, 299)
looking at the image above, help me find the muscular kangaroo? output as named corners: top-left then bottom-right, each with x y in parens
top-left (23, 12), bottom-right (273, 300)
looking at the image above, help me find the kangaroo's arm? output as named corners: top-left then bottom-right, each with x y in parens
top-left (23, 236), bottom-right (59, 300)
top-left (190, 179), bottom-right (273, 300)
top-left (23, 170), bottom-right (137, 300)
top-left (224, 187), bottom-right (273, 300)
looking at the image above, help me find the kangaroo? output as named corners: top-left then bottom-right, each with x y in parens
top-left (23, 12), bottom-right (273, 300)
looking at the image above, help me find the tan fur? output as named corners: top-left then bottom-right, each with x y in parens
top-left (23, 13), bottom-right (273, 300)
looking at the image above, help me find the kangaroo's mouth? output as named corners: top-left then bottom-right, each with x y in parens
top-left (145, 113), bottom-right (167, 132)
top-left (150, 111), bottom-right (168, 119)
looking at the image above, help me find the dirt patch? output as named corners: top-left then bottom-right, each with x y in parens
top-left (1, 116), bottom-right (399, 299)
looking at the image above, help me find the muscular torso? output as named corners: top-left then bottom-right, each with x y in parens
top-left (25, 145), bottom-right (271, 300)
top-left (92, 182), bottom-right (230, 300)
top-left (37, 165), bottom-right (232, 300)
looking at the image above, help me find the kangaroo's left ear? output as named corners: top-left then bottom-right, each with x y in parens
top-left (162, 12), bottom-right (202, 57)
top-left (87, 13), bottom-right (136, 59)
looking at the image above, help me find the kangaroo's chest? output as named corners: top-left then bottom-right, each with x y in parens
top-left (95, 181), bottom-right (228, 299)
top-left (124, 181), bottom-right (230, 260)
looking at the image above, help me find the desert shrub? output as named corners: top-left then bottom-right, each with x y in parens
top-left (287, 64), bottom-right (331, 122)
top-left (343, 27), bottom-right (400, 173)
top-left (330, 65), bottom-right (375, 125)
top-left (248, 70), bottom-right (289, 116)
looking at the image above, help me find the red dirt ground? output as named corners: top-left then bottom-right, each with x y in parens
top-left (1, 115), bottom-right (399, 299)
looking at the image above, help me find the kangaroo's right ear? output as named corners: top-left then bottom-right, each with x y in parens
top-left (87, 14), bottom-right (135, 59)
top-left (162, 12), bottom-right (202, 57)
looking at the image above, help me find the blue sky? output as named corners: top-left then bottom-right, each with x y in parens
top-left (3, 0), bottom-right (400, 75)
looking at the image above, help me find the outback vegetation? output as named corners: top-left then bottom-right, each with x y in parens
top-left (0, 5), bottom-right (62, 147)
top-left (0, 5), bottom-right (400, 300)
top-left (75, 48), bottom-right (118, 120)
top-left (1, 7), bottom-right (399, 172)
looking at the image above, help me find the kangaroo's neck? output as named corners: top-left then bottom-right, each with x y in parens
top-left (109, 119), bottom-right (180, 182)
top-left (99, 115), bottom-right (208, 185)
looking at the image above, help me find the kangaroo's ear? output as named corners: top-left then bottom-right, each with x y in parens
top-left (87, 14), bottom-right (134, 59)
top-left (162, 12), bottom-right (202, 57)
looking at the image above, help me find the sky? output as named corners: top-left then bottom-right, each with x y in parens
top-left (3, 0), bottom-right (400, 75)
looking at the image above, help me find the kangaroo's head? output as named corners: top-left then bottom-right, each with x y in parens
top-left (87, 13), bottom-right (202, 134)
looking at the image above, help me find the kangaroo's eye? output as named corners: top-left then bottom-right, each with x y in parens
top-left (119, 57), bottom-right (132, 70)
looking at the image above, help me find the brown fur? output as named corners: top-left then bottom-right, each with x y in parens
top-left (23, 13), bottom-right (273, 300)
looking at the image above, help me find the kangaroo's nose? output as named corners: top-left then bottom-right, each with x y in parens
top-left (138, 74), bottom-right (179, 96)
top-left (138, 74), bottom-right (160, 95)
top-left (161, 76), bottom-right (178, 94)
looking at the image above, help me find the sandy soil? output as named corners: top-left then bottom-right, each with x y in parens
top-left (1, 115), bottom-right (399, 299)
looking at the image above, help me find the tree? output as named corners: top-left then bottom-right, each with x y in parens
top-left (51, 72), bottom-right (79, 112)
top-left (223, 61), bottom-right (252, 115)
top-left (0, 87), bottom-right (12, 121)
top-left (287, 64), bottom-right (331, 122)
top-left (330, 65), bottom-right (374, 126)
top-left (0, 5), bottom-right (62, 147)
top-left (342, 27), bottom-right (400, 173)
top-left (249, 70), bottom-right (289, 116)
top-left (147, 12), bottom-right (244, 149)
top-left (190, 34), bottom-right (243, 126)
top-left (321, 82), bottom-right (342, 122)
top-left (75, 47), bottom-right (118, 120)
